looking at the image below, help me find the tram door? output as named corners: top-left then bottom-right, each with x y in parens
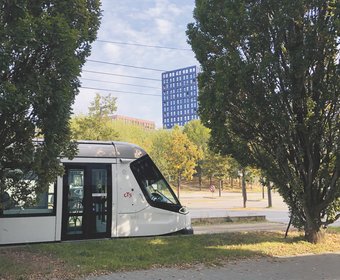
top-left (62, 164), bottom-right (112, 240)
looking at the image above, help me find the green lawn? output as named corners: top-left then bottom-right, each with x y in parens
top-left (1, 230), bottom-right (339, 280)
top-left (328, 226), bottom-right (340, 233)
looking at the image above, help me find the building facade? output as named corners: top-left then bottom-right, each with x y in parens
top-left (111, 115), bottom-right (155, 130)
top-left (162, 66), bottom-right (199, 129)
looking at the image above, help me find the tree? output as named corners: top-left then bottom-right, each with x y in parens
top-left (187, 0), bottom-right (339, 243)
top-left (201, 150), bottom-right (232, 197)
top-left (226, 157), bottom-right (240, 189)
top-left (112, 120), bottom-right (155, 153)
top-left (149, 129), bottom-right (172, 179)
top-left (0, 1), bottom-right (101, 200)
top-left (71, 93), bottom-right (119, 141)
top-left (202, 151), bottom-right (230, 184)
top-left (162, 126), bottom-right (201, 198)
top-left (71, 114), bottom-right (119, 141)
top-left (89, 93), bottom-right (117, 118)
top-left (183, 120), bottom-right (210, 189)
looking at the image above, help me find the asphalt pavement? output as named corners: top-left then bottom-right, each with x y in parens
top-left (180, 190), bottom-right (340, 227)
top-left (180, 190), bottom-right (290, 222)
top-left (86, 253), bottom-right (340, 280)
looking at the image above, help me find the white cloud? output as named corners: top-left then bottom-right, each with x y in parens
top-left (102, 44), bottom-right (122, 60)
top-left (155, 18), bottom-right (173, 35)
top-left (151, 1), bottom-right (180, 17)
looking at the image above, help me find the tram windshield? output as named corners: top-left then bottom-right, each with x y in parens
top-left (130, 155), bottom-right (180, 206)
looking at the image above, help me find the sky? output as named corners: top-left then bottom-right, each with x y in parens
top-left (74, 0), bottom-right (198, 128)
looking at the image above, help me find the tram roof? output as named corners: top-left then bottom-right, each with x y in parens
top-left (76, 141), bottom-right (146, 159)
top-left (34, 140), bottom-right (147, 159)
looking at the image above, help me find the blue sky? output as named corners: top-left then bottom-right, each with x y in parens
top-left (74, 0), bottom-right (198, 127)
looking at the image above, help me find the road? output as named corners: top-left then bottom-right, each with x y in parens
top-left (180, 190), bottom-right (290, 222)
top-left (179, 190), bottom-right (340, 226)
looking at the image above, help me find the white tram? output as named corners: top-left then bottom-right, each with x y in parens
top-left (0, 141), bottom-right (192, 245)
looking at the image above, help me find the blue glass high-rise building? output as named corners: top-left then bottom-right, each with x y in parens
top-left (162, 66), bottom-right (199, 129)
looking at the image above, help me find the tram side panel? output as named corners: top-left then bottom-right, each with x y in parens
top-left (115, 159), bottom-right (189, 237)
top-left (0, 217), bottom-right (57, 245)
top-left (0, 178), bottom-right (61, 245)
top-left (116, 160), bottom-right (148, 236)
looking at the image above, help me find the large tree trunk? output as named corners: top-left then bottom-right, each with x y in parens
top-left (304, 220), bottom-right (325, 244)
top-left (304, 206), bottom-right (325, 243)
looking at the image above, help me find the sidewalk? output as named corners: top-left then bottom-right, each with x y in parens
top-left (86, 253), bottom-right (340, 280)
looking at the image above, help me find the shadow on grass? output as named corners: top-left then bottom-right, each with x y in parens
top-left (0, 247), bottom-right (78, 280)
top-left (34, 232), bottom-right (301, 271)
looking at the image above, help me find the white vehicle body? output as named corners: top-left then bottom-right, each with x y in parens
top-left (0, 141), bottom-right (192, 245)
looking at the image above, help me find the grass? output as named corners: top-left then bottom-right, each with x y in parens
top-left (328, 226), bottom-right (340, 233)
top-left (0, 230), bottom-right (339, 280)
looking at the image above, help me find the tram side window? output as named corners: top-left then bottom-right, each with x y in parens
top-left (0, 171), bottom-right (55, 217)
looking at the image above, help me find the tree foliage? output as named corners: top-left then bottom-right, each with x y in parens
top-left (202, 151), bottom-right (233, 182)
top-left (167, 126), bottom-right (201, 180)
top-left (71, 114), bottom-right (118, 141)
top-left (183, 120), bottom-right (210, 188)
top-left (187, 0), bottom-right (339, 243)
top-left (183, 120), bottom-right (210, 152)
top-left (152, 126), bottom-right (201, 197)
top-left (0, 1), bottom-right (101, 197)
top-left (112, 120), bottom-right (155, 153)
top-left (89, 93), bottom-right (117, 118)
top-left (71, 93), bottom-right (118, 141)
top-left (149, 129), bottom-right (172, 178)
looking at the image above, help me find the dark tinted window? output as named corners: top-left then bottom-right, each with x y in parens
top-left (77, 143), bottom-right (116, 158)
top-left (130, 156), bottom-right (181, 211)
